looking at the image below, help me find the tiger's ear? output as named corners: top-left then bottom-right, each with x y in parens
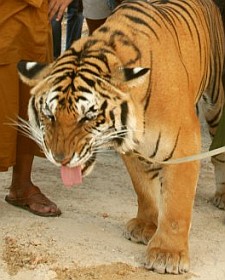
top-left (17, 60), bottom-right (53, 87)
top-left (112, 67), bottom-right (150, 88)
top-left (123, 68), bottom-right (150, 81)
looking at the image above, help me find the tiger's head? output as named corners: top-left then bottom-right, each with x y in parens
top-left (18, 38), bottom-right (150, 180)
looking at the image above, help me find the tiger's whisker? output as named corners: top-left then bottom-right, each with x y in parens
top-left (5, 117), bottom-right (44, 147)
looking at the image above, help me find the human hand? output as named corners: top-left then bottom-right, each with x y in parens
top-left (48, 0), bottom-right (73, 21)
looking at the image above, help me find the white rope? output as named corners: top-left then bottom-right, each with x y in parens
top-left (133, 146), bottom-right (225, 165)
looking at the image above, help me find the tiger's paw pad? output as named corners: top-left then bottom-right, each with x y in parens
top-left (123, 218), bottom-right (156, 245)
top-left (145, 248), bottom-right (189, 274)
top-left (213, 192), bottom-right (225, 209)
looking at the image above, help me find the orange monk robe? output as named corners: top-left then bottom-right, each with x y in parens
top-left (0, 0), bottom-right (53, 171)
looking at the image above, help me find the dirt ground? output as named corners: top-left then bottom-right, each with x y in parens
top-left (0, 108), bottom-right (225, 280)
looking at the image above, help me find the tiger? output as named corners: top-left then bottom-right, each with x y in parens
top-left (17, 0), bottom-right (225, 274)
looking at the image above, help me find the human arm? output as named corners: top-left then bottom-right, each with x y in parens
top-left (48, 0), bottom-right (73, 21)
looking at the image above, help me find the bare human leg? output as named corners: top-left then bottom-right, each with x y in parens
top-left (4, 77), bottom-right (61, 217)
top-left (5, 151), bottom-right (61, 217)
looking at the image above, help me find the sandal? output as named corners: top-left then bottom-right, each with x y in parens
top-left (5, 186), bottom-right (61, 217)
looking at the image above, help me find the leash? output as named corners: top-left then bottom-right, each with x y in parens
top-left (132, 146), bottom-right (225, 165)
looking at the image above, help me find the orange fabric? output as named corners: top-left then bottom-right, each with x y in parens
top-left (0, 64), bottom-right (18, 171)
top-left (0, 0), bottom-right (53, 171)
top-left (24, 0), bottom-right (44, 8)
top-left (0, 0), bottom-right (52, 64)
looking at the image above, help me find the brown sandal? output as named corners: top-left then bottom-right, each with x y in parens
top-left (5, 186), bottom-right (61, 217)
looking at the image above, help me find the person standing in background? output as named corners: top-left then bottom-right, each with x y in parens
top-left (82, 0), bottom-right (122, 35)
top-left (51, 0), bottom-right (83, 58)
top-left (0, 0), bottom-right (72, 217)
top-left (66, 0), bottom-right (84, 50)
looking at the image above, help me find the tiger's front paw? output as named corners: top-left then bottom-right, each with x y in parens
top-left (145, 247), bottom-right (189, 274)
top-left (123, 218), bottom-right (157, 245)
top-left (213, 192), bottom-right (225, 209)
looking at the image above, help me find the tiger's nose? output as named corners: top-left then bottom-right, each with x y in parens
top-left (53, 153), bottom-right (71, 165)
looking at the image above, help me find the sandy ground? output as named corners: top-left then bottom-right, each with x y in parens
top-left (0, 110), bottom-right (225, 280)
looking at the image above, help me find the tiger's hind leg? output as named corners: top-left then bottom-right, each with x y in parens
top-left (212, 153), bottom-right (225, 209)
top-left (201, 83), bottom-right (225, 210)
top-left (121, 155), bottom-right (159, 245)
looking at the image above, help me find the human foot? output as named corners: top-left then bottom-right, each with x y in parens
top-left (5, 185), bottom-right (61, 217)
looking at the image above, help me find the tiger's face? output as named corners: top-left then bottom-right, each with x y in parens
top-left (19, 52), bottom-right (149, 177)
top-left (29, 77), bottom-right (127, 176)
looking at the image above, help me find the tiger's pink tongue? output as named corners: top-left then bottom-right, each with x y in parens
top-left (60, 165), bottom-right (82, 188)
